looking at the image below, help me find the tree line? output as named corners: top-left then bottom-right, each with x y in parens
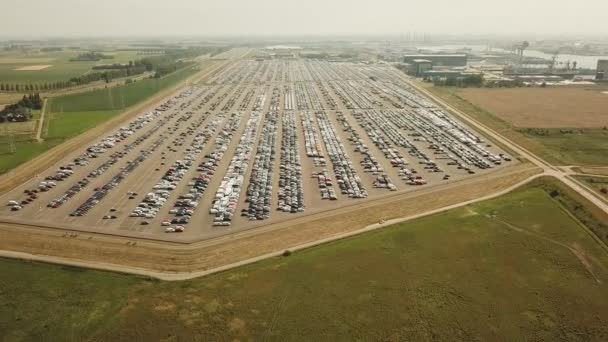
top-left (71, 60), bottom-right (147, 85)
top-left (0, 93), bottom-right (43, 123)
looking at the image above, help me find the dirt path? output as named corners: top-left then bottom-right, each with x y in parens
top-left (34, 98), bottom-right (47, 142)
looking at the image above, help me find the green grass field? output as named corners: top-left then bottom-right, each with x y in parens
top-left (48, 66), bottom-right (197, 113)
top-left (46, 110), bottom-right (120, 140)
top-left (425, 85), bottom-right (608, 166)
top-left (1, 180), bottom-right (607, 341)
top-left (518, 129), bottom-right (608, 166)
top-left (0, 137), bottom-right (63, 174)
top-left (0, 50), bottom-right (148, 84)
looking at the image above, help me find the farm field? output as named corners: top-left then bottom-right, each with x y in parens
top-left (458, 87), bottom-right (608, 128)
top-left (1, 182), bottom-right (607, 341)
top-left (426, 85), bottom-right (608, 166)
top-left (0, 50), bottom-right (149, 84)
top-left (0, 59), bottom-right (514, 241)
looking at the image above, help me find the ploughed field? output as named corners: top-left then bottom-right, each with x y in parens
top-left (0, 59), bottom-right (512, 241)
top-left (457, 87), bottom-right (608, 129)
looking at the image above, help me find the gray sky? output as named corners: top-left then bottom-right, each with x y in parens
top-left (2, 0), bottom-right (608, 38)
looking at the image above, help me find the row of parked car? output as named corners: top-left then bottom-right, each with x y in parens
top-left (300, 111), bottom-right (326, 167)
top-left (244, 111), bottom-right (278, 220)
top-left (351, 110), bottom-right (427, 185)
top-left (335, 111), bottom-right (398, 192)
top-left (294, 83), bottom-right (310, 111)
top-left (130, 113), bottom-right (215, 225)
top-left (278, 111), bottom-right (306, 212)
top-left (48, 103), bottom-right (192, 210)
top-left (9, 94), bottom-right (195, 213)
top-left (315, 111), bottom-right (368, 199)
top-left (284, 84), bottom-right (296, 111)
top-left (210, 111), bottom-right (262, 226)
top-left (67, 89), bottom-right (209, 217)
top-left (303, 82), bottom-right (325, 110)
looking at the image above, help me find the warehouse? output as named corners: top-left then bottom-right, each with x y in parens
top-left (403, 54), bottom-right (468, 67)
top-left (597, 60), bottom-right (608, 81)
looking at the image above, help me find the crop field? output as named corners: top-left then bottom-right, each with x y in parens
top-left (426, 85), bottom-right (608, 166)
top-left (457, 87), bottom-right (608, 129)
top-left (0, 58), bottom-right (513, 241)
top-left (0, 50), bottom-right (148, 83)
top-left (1, 181), bottom-right (607, 341)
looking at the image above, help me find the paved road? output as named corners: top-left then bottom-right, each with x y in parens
top-left (409, 80), bottom-right (608, 215)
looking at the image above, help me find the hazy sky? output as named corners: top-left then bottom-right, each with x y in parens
top-left (2, 0), bottom-right (608, 38)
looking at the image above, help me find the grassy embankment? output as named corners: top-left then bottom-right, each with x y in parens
top-left (425, 85), bottom-right (608, 166)
top-left (575, 175), bottom-right (608, 201)
top-left (1, 178), bottom-right (607, 341)
top-left (0, 65), bottom-right (200, 174)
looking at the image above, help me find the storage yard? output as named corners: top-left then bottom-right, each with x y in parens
top-left (0, 58), bottom-right (512, 241)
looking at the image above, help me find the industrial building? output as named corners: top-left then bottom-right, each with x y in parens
top-left (403, 54), bottom-right (468, 67)
top-left (402, 59), bottom-right (432, 76)
top-left (597, 60), bottom-right (608, 81)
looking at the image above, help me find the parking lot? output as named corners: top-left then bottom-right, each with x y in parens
top-left (0, 58), bottom-right (513, 241)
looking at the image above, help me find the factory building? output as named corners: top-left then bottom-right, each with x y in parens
top-left (597, 60), bottom-right (608, 81)
top-left (403, 54), bottom-right (468, 67)
top-left (408, 59), bottom-right (432, 76)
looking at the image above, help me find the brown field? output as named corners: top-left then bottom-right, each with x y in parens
top-left (14, 65), bottom-right (52, 71)
top-left (458, 87), bottom-right (608, 128)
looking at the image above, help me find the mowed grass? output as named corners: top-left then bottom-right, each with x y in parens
top-left (46, 110), bottom-right (120, 140)
top-left (425, 85), bottom-right (608, 166)
top-left (0, 51), bottom-right (145, 84)
top-left (0, 138), bottom-right (63, 174)
top-left (2, 182), bottom-right (608, 341)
